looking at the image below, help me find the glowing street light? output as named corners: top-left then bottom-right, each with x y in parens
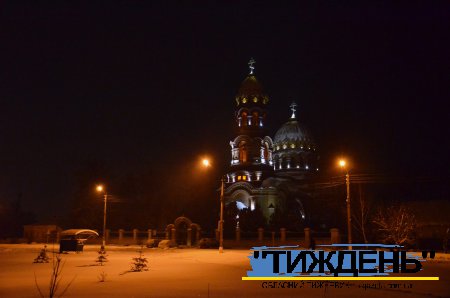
top-left (202, 158), bottom-right (210, 167)
top-left (338, 159), bottom-right (352, 249)
top-left (96, 185), bottom-right (108, 248)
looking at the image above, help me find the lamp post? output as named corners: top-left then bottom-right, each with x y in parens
top-left (339, 159), bottom-right (352, 250)
top-left (200, 157), bottom-right (225, 253)
top-left (268, 203), bottom-right (275, 246)
top-left (219, 176), bottom-right (225, 253)
top-left (96, 185), bottom-right (108, 248)
top-left (200, 157), bottom-right (224, 253)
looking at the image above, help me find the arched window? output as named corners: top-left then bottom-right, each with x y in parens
top-left (264, 142), bottom-right (270, 163)
top-left (252, 111), bottom-right (259, 126)
top-left (241, 112), bottom-right (248, 127)
top-left (239, 142), bottom-right (247, 163)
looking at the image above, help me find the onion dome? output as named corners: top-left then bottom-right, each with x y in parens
top-left (235, 59), bottom-right (269, 106)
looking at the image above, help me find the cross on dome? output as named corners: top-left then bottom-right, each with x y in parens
top-left (248, 58), bottom-right (256, 75)
top-left (290, 102), bottom-right (297, 119)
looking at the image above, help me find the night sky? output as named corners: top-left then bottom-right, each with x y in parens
top-left (1, 2), bottom-right (449, 222)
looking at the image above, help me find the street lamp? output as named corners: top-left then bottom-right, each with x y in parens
top-left (202, 158), bottom-right (211, 167)
top-left (96, 185), bottom-right (108, 248)
top-left (200, 158), bottom-right (224, 253)
top-left (338, 159), bottom-right (352, 250)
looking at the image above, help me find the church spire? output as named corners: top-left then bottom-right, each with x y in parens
top-left (248, 57), bottom-right (256, 75)
top-left (290, 102), bottom-right (297, 119)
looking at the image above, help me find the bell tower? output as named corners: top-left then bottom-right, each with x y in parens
top-left (226, 59), bottom-right (274, 189)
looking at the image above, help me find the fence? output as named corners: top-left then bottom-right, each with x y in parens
top-left (215, 227), bottom-right (342, 248)
top-left (29, 227), bottom-right (343, 248)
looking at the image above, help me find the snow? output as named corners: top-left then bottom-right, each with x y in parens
top-left (0, 244), bottom-right (449, 297)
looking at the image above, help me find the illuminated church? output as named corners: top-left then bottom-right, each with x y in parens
top-left (223, 60), bottom-right (319, 229)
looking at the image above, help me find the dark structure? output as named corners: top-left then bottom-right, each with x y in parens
top-left (224, 60), bottom-right (319, 230)
top-left (23, 224), bottom-right (62, 243)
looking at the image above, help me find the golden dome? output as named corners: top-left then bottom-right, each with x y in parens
top-left (235, 75), bottom-right (269, 106)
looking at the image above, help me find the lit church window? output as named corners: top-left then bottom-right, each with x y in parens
top-left (238, 141), bottom-right (248, 163)
top-left (252, 111), bottom-right (258, 126)
top-left (241, 112), bottom-right (248, 126)
top-left (263, 143), bottom-right (270, 162)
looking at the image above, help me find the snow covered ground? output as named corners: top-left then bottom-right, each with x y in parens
top-left (0, 244), bottom-right (449, 297)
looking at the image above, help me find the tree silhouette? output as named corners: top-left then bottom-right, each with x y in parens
top-left (373, 204), bottom-right (416, 246)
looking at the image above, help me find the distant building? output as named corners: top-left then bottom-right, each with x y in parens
top-left (224, 61), bottom-right (319, 229)
top-left (23, 224), bottom-right (62, 243)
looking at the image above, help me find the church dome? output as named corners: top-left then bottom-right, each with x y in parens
top-left (273, 119), bottom-right (314, 147)
top-left (235, 56), bottom-right (270, 108)
top-left (235, 75), bottom-right (269, 106)
top-left (272, 103), bottom-right (318, 173)
top-left (237, 75), bottom-right (265, 98)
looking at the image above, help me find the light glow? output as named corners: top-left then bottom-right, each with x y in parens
top-left (202, 159), bottom-right (211, 167)
top-left (236, 201), bottom-right (246, 210)
top-left (96, 185), bottom-right (104, 192)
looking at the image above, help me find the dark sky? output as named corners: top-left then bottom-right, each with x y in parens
top-left (1, 2), bottom-right (449, 220)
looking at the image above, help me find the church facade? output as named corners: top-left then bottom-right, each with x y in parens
top-left (223, 61), bottom-right (319, 230)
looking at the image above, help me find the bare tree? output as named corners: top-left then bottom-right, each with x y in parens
top-left (35, 253), bottom-right (75, 298)
top-left (372, 204), bottom-right (416, 246)
top-left (352, 185), bottom-right (372, 244)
